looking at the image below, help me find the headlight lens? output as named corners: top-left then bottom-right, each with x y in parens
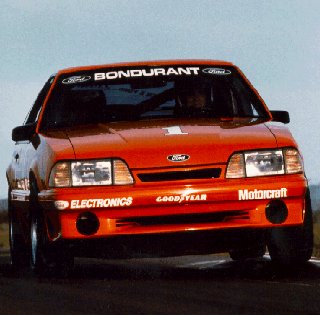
top-left (49, 159), bottom-right (134, 187)
top-left (245, 150), bottom-right (284, 177)
top-left (71, 160), bottom-right (112, 186)
top-left (226, 148), bottom-right (303, 178)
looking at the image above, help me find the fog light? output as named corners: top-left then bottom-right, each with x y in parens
top-left (265, 200), bottom-right (288, 224)
top-left (76, 212), bottom-right (100, 235)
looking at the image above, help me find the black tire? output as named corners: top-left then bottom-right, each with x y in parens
top-left (8, 189), bottom-right (29, 269)
top-left (29, 180), bottom-right (74, 276)
top-left (267, 189), bottom-right (314, 265)
top-left (229, 245), bottom-right (266, 261)
top-left (30, 209), bottom-right (47, 274)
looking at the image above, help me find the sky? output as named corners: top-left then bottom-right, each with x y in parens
top-left (0, 0), bottom-right (319, 198)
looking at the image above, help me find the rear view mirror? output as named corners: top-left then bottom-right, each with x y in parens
top-left (270, 110), bottom-right (290, 124)
top-left (12, 123), bottom-right (36, 142)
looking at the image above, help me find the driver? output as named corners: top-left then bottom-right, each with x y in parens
top-left (176, 80), bottom-right (212, 115)
top-left (184, 87), bottom-right (207, 110)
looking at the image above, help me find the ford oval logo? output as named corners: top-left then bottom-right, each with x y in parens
top-left (62, 75), bottom-right (91, 84)
top-left (167, 154), bottom-right (190, 162)
top-left (202, 68), bottom-right (231, 75)
top-left (54, 200), bottom-right (69, 210)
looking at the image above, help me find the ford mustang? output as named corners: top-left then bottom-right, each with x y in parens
top-left (6, 60), bottom-right (313, 274)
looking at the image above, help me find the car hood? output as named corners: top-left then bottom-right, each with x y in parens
top-left (62, 119), bottom-right (292, 168)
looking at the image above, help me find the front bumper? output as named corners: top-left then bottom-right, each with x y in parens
top-left (39, 174), bottom-right (307, 241)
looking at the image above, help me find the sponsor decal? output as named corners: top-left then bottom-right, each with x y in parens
top-left (167, 154), bottom-right (190, 162)
top-left (156, 194), bottom-right (207, 203)
top-left (94, 67), bottom-right (200, 81)
top-left (162, 126), bottom-right (188, 135)
top-left (13, 195), bottom-right (26, 201)
top-left (70, 197), bottom-right (133, 209)
top-left (54, 200), bottom-right (69, 210)
top-left (238, 188), bottom-right (287, 201)
top-left (202, 68), bottom-right (231, 75)
top-left (62, 75), bottom-right (91, 84)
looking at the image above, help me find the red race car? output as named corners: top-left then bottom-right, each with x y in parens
top-left (6, 60), bottom-right (313, 274)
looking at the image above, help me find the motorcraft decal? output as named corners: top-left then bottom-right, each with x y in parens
top-left (70, 197), bottom-right (133, 209)
top-left (156, 194), bottom-right (207, 203)
top-left (94, 67), bottom-right (200, 81)
top-left (202, 68), bottom-right (231, 75)
top-left (62, 75), bottom-right (91, 84)
top-left (238, 188), bottom-right (287, 201)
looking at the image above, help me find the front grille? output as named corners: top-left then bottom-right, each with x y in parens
top-left (116, 211), bottom-right (249, 227)
top-left (137, 168), bottom-right (221, 182)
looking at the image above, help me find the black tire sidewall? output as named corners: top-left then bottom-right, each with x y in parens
top-left (8, 189), bottom-right (29, 268)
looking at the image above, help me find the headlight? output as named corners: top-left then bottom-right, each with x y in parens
top-left (49, 159), bottom-right (134, 187)
top-left (226, 148), bottom-right (303, 178)
top-left (71, 160), bottom-right (112, 186)
top-left (245, 150), bottom-right (284, 177)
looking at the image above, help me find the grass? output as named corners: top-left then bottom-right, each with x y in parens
top-left (0, 223), bottom-right (9, 250)
top-left (0, 211), bottom-right (9, 250)
top-left (0, 211), bottom-right (8, 224)
top-left (313, 222), bottom-right (320, 257)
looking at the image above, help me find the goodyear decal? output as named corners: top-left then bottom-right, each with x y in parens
top-left (156, 194), bottom-right (207, 203)
top-left (94, 67), bottom-right (200, 81)
top-left (70, 197), bottom-right (133, 209)
top-left (238, 188), bottom-right (287, 201)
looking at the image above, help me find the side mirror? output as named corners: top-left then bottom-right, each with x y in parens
top-left (270, 110), bottom-right (290, 124)
top-left (12, 123), bottom-right (36, 142)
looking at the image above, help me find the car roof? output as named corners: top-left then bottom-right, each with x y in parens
top-left (57, 59), bottom-right (235, 75)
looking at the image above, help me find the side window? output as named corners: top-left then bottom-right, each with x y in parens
top-left (231, 76), bottom-right (267, 117)
top-left (24, 76), bottom-right (55, 125)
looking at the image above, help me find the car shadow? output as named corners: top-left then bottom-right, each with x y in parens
top-left (72, 256), bottom-right (320, 282)
top-left (1, 252), bottom-right (320, 283)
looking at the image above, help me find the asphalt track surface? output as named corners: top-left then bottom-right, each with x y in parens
top-left (1, 253), bottom-right (320, 315)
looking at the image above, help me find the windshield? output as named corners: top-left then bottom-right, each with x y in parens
top-left (40, 65), bottom-right (269, 130)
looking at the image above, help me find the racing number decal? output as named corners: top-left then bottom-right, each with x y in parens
top-left (162, 126), bottom-right (188, 136)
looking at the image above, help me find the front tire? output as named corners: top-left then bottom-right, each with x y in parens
top-left (267, 189), bottom-right (313, 265)
top-left (8, 189), bottom-right (29, 269)
top-left (30, 209), bottom-right (48, 274)
top-left (29, 180), bottom-right (74, 276)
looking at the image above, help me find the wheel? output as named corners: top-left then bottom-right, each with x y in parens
top-left (8, 189), bottom-right (29, 269)
top-left (267, 189), bottom-right (313, 265)
top-left (229, 245), bottom-right (266, 261)
top-left (29, 180), bottom-right (74, 276)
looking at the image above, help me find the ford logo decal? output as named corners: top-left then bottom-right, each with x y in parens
top-left (62, 75), bottom-right (91, 84)
top-left (167, 154), bottom-right (190, 162)
top-left (202, 68), bottom-right (231, 75)
top-left (54, 200), bottom-right (69, 210)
